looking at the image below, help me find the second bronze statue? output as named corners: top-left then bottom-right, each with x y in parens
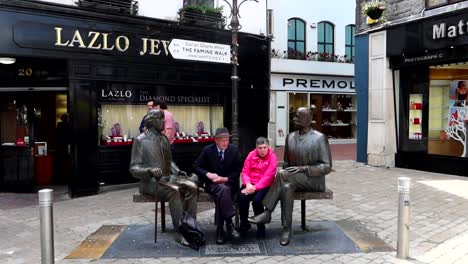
top-left (249, 107), bottom-right (333, 246)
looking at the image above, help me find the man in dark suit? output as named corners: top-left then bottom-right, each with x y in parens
top-left (193, 128), bottom-right (242, 244)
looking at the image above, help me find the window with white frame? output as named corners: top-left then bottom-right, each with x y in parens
top-left (184, 0), bottom-right (214, 7)
top-left (426, 0), bottom-right (464, 9)
top-left (345, 24), bottom-right (355, 62)
top-left (317, 21), bottom-right (334, 56)
top-left (287, 18), bottom-right (306, 59)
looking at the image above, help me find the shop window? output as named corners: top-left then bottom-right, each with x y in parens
top-left (345, 25), bottom-right (355, 63)
top-left (287, 18), bottom-right (306, 60)
top-left (98, 104), bottom-right (223, 145)
top-left (426, 0), bottom-right (464, 9)
top-left (287, 92), bottom-right (357, 140)
top-left (315, 94), bottom-right (356, 140)
top-left (317, 21), bottom-right (334, 56)
top-left (428, 65), bottom-right (468, 157)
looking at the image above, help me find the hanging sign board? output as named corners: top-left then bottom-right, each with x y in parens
top-left (168, 39), bottom-right (230, 64)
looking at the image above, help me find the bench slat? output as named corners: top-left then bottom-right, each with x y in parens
top-left (133, 192), bottom-right (213, 203)
top-left (293, 187), bottom-right (333, 200)
top-left (133, 188), bottom-right (333, 202)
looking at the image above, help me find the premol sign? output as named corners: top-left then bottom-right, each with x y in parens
top-left (271, 74), bottom-right (355, 93)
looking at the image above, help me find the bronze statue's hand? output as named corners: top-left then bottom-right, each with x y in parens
top-left (177, 170), bottom-right (187, 177)
top-left (148, 168), bottom-right (163, 179)
top-left (284, 166), bottom-right (304, 174)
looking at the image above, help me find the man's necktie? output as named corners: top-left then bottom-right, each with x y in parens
top-left (218, 150), bottom-right (224, 162)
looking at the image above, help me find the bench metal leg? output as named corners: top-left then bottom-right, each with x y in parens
top-left (154, 199), bottom-right (158, 243)
top-left (161, 201), bottom-right (166, 233)
top-left (301, 200), bottom-right (306, 231)
top-left (235, 202), bottom-right (240, 229)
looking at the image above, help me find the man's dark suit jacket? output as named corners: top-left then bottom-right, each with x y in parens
top-left (193, 143), bottom-right (242, 192)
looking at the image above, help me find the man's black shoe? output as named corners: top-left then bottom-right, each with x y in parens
top-left (238, 222), bottom-right (252, 235)
top-left (216, 227), bottom-right (225, 245)
top-left (226, 222), bottom-right (240, 241)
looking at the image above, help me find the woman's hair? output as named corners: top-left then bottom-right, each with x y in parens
top-left (458, 81), bottom-right (466, 88)
top-left (256, 137), bottom-right (269, 146)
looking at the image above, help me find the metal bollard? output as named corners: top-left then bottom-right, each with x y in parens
top-left (39, 189), bottom-right (54, 264)
top-left (397, 177), bottom-right (411, 259)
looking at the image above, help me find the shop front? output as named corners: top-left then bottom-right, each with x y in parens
top-left (0, 1), bottom-right (270, 196)
top-left (387, 9), bottom-right (468, 176)
top-left (271, 73), bottom-right (356, 146)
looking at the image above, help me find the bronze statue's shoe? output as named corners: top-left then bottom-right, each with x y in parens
top-left (216, 227), bottom-right (225, 245)
top-left (248, 211), bottom-right (271, 224)
top-left (180, 236), bottom-right (191, 247)
top-left (279, 230), bottom-right (291, 246)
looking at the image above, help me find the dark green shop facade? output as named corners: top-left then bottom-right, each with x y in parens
top-left (0, 1), bottom-right (270, 196)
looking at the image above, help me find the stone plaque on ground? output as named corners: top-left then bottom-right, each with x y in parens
top-left (81, 221), bottom-right (392, 259)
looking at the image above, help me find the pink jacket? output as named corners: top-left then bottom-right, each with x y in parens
top-left (241, 148), bottom-right (278, 190)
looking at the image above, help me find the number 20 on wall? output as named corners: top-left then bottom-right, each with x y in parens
top-left (18, 68), bottom-right (33, 77)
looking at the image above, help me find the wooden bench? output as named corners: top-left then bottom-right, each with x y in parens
top-left (133, 187), bottom-right (333, 242)
top-left (294, 188), bottom-right (333, 230)
top-left (133, 190), bottom-right (214, 242)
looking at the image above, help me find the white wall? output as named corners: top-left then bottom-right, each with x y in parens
top-left (37, 0), bottom-right (266, 35)
top-left (268, 0), bottom-right (355, 56)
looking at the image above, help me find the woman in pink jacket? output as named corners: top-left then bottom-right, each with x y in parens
top-left (238, 137), bottom-right (278, 238)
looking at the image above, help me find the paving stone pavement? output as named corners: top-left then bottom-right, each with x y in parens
top-left (1, 160), bottom-right (468, 264)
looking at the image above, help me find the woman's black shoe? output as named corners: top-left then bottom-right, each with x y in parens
top-left (256, 224), bottom-right (266, 239)
top-left (238, 222), bottom-right (252, 235)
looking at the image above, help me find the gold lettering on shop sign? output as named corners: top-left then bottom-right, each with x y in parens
top-left (69, 30), bottom-right (87, 48)
top-left (87, 31), bottom-right (102, 50)
top-left (53, 27), bottom-right (171, 56)
top-left (115, 35), bottom-right (130, 52)
top-left (149, 39), bottom-right (161, 55)
top-left (161, 40), bottom-right (170, 56)
top-left (139, 38), bottom-right (170, 56)
top-left (140, 38), bottom-right (149, 56)
top-left (101, 33), bottom-right (115, 51)
top-left (54, 27), bottom-right (70, 46)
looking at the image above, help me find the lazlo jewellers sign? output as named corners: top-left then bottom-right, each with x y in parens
top-left (12, 21), bottom-right (229, 62)
top-left (54, 27), bottom-right (170, 56)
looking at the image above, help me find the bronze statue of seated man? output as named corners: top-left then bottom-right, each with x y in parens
top-left (129, 109), bottom-right (198, 245)
top-left (249, 107), bottom-right (332, 246)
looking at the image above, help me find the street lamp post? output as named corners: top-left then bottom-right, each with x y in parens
top-left (222, 0), bottom-right (258, 146)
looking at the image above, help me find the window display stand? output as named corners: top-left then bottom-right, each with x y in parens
top-left (409, 94), bottom-right (423, 140)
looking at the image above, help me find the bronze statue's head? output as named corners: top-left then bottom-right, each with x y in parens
top-left (293, 107), bottom-right (313, 129)
top-left (144, 109), bottom-right (165, 132)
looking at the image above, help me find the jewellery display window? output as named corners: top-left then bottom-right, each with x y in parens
top-left (97, 104), bottom-right (223, 146)
top-left (409, 94), bottom-right (423, 140)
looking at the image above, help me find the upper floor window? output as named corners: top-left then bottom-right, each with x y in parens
top-left (318, 21), bottom-right (334, 56)
top-left (426, 0), bottom-right (464, 9)
top-left (184, 0), bottom-right (214, 7)
top-left (345, 25), bottom-right (355, 62)
top-left (287, 18), bottom-right (306, 59)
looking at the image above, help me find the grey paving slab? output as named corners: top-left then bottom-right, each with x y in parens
top-left (2, 161), bottom-right (468, 264)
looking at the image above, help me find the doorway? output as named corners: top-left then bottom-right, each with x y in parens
top-left (0, 91), bottom-right (70, 190)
